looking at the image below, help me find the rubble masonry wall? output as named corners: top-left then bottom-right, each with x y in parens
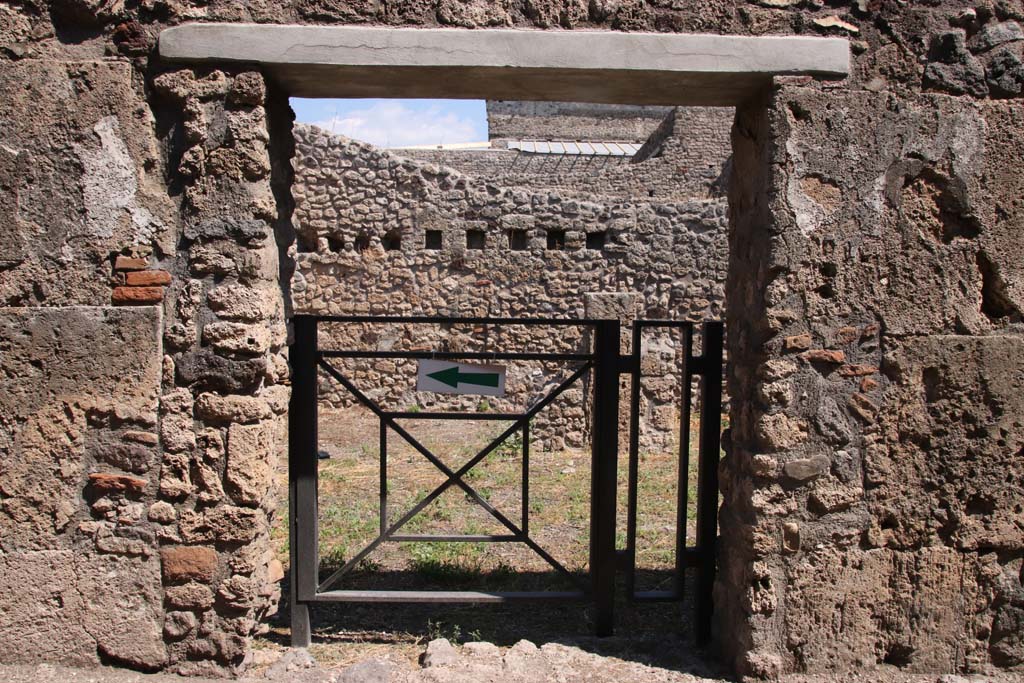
top-left (0, 1), bottom-right (1021, 678)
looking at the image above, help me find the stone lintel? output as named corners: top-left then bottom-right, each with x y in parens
top-left (159, 25), bottom-right (850, 106)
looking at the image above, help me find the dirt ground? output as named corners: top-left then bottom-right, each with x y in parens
top-left (1, 652), bottom-right (1016, 683)
top-left (203, 409), bottom-right (1019, 683)
top-left (263, 407), bottom-right (703, 667)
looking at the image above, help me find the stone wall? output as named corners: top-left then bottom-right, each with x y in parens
top-left (291, 123), bottom-right (728, 449)
top-left (486, 101), bottom-right (673, 142)
top-left (720, 85), bottom-right (1024, 678)
top-left (400, 106), bottom-right (733, 200)
top-left (148, 68), bottom-right (291, 676)
top-left (0, 307), bottom-right (166, 669)
top-left (0, 49), bottom-right (289, 676)
top-left (1, 0), bottom-right (1023, 680)
top-left (0, 57), bottom-right (178, 672)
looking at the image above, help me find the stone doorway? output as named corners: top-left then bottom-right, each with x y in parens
top-left (265, 91), bottom-right (736, 669)
top-left (152, 23), bottom-right (852, 677)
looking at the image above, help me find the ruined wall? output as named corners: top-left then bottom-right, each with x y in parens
top-left (0, 57), bottom-right (178, 671)
top-left (401, 106), bottom-right (733, 200)
top-left (145, 68), bottom-right (291, 675)
top-left (291, 123), bottom-right (728, 448)
top-left (0, 31), bottom-right (289, 676)
top-left (486, 101), bottom-right (672, 142)
top-left (0, 307), bottom-right (166, 668)
top-left (1, 0), bottom-right (1023, 679)
top-left (720, 86), bottom-right (1024, 678)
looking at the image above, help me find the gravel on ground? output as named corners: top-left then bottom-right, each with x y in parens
top-left (0, 642), bottom-right (1018, 683)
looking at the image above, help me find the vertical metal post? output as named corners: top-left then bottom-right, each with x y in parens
top-left (589, 319), bottom-right (620, 637)
top-left (675, 323), bottom-right (694, 597)
top-left (695, 321), bottom-right (724, 645)
top-left (624, 323), bottom-right (642, 598)
top-left (289, 315), bottom-right (318, 647)
top-left (379, 420), bottom-right (387, 535)
top-left (521, 422), bottom-right (530, 535)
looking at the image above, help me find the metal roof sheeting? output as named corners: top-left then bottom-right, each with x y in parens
top-left (507, 140), bottom-right (641, 157)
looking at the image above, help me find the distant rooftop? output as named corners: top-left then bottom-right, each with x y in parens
top-left (391, 141), bottom-right (491, 151)
top-left (507, 140), bottom-right (642, 157)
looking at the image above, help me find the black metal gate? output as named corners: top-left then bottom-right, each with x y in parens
top-left (288, 315), bottom-right (723, 645)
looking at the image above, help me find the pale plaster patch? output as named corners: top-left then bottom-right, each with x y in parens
top-left (75, 116), bottom-right (162, 243)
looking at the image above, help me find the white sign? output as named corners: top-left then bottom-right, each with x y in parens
top-left (416, 359), bottom-right (506, 397)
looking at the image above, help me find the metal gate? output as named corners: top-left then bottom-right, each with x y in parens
top-left (288, 315), bottom-right (723, 645)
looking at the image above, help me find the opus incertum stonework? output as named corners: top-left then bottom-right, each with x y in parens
top-left (289, 107), bottom-right (731, 450)
top-left (0, 2), bottom-right (1022, 681)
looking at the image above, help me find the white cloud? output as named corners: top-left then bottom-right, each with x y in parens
top-left (309, 101), bottom-right (482, 148)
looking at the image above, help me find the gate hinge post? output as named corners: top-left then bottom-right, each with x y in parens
top-left (617, 353), bottom-right (639, 375)
top-left (590, 319), bottom-right (620, 637)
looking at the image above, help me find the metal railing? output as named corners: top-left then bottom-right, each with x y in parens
top-left (288, 315), bottom-right (723, 644)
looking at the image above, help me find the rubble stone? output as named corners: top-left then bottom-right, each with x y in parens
top-left (782, 456), bottom-right (830, 483)
top-left (226, 422), bottom-right (273, 507)
top-left (422, 639), bottom-right (458, 668)
top-left (161, 546), bottom-right (218, 583)
top-left (195, 393), bottom-right (272, 424)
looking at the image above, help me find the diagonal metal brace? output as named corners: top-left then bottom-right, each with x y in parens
top-left (316, 359), bottom-right (592, 593)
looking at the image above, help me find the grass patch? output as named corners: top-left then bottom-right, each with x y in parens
top-left (274, 409), bottom-right (718, 594)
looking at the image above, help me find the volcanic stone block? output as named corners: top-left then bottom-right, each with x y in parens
top-left (202, 321), bottom-right (272, 355)
top-left (165, 583), bottom-right (216, 610)
top-left (0, 306), bottom-right (161, 552)
top-left (179, 506), bottom-right (264, 544)
top-left (184, 217), bottom-right (271, 245)
top-left (196, 392), bottom-right (273, 424)
top-left (161, 545), bottom-right (219, 583)
top-left (0, 61), bottom-right (175, 306)
top-left (226, 421), bottom-right (273, 507)
top-left (175, 349), bottom-right (266, 393)
top-left (0, 551), bottom-right (166, 669)
top-left (869, 335), bottom-right (1024, 553)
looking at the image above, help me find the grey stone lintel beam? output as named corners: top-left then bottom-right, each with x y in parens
top-left (159, 24), bottom-right (849, 106)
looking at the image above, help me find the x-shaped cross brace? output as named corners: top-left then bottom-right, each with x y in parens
top-left (317, 358), bottom-right (591, 594)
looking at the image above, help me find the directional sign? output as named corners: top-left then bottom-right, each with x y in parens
top-left (416, 359), bottom-right (506, 397)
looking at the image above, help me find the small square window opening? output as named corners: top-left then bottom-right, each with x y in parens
top-left (508, 229), bottom-right (528, 250)
top-left (425, 230), bottom-right (443, 250)
top-left (586, 231), bottom-right (607, 250)
top-left (546, 230), bottom-right (566, 250)
top-left (466, 229), bottom-right (486, 250)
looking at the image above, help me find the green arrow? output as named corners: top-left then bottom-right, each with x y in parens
top-left (427, 366), bottom-right (500, 389)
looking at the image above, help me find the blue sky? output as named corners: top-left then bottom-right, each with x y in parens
top-left (291, 98), bottom-right (488, 147)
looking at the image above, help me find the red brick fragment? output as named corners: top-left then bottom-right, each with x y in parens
top-left (839, 363), bottom-right (878, 377)
top-left (125, 269), bottom-right (172, 286)
top-left (783, 334), bottom-right (812, 352)
top-left (88, 472), bottom-right (147, 497)
top-left (161, 546), bottom-right (218, 583)
top-left (114, 255), bottom-right (148, 271)
top-left (113, 286), bottom-right (163, 304)
top-left (848, 392), bottom-right (879, 424)
top-left (835, 326), bottom-right (859, 344)
top-left (860, 377), bottom-right (879, 392)
top-left (802, 349), bottom-right (846, 364)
